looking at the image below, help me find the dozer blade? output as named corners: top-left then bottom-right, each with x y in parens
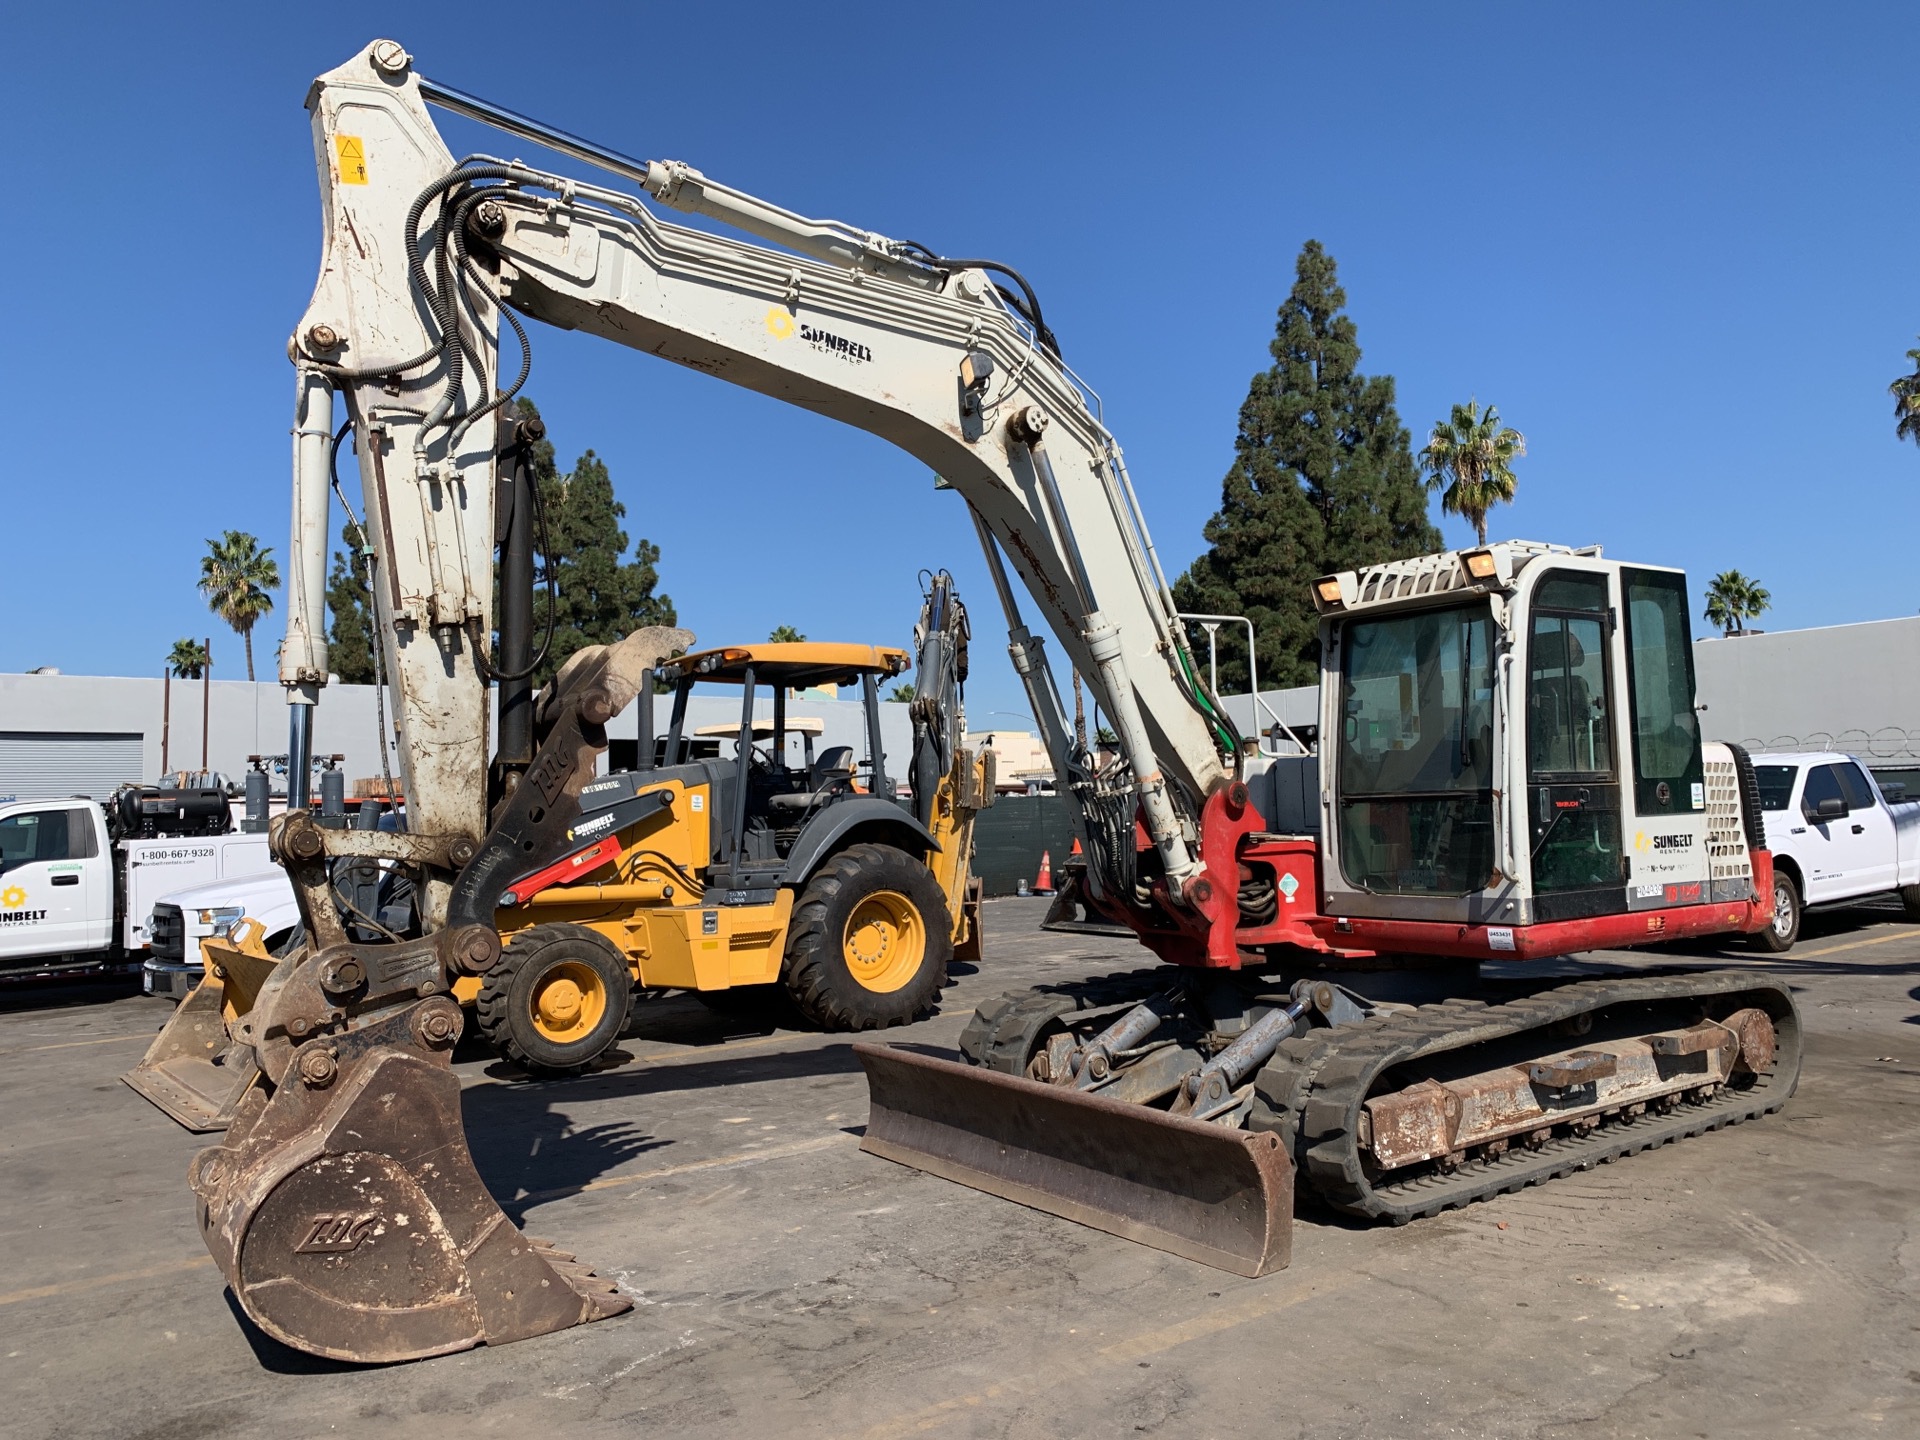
top-left (122, 973), bottom-right (260, 1132)
top-left (855, 1041), bottom-right (1292, 1277)
top-left (191, 1035), bottom-right (630, 1364)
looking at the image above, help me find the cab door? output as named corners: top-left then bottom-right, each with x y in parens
top-left (1523, 570), bottom-right (1624, 920)
top-left (0, 803), bottom-right (104, 959)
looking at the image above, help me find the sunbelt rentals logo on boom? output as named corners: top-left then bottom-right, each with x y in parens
top-left (766, 307), bottom-right (872, 364)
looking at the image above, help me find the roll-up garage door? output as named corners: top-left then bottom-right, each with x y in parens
top-left (0, 732), bottom-right (146, 803)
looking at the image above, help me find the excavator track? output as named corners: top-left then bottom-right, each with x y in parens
top-left (1250, 969), bottom-right (1802, 1223)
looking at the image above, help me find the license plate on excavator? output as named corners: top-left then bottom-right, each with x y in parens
top-left (854, 1042), bottom-right (1293, 1277)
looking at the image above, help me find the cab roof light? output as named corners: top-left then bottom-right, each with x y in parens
top-left (1312, 573), bottom-right (1354, 612)
top-left (1462, 549), bottom-right (1499, 580)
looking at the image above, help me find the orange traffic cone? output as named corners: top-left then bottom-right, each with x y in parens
top-left (1069, 838), bottom-right (1083, 858)
top-left (1033, 849), bottom-right (1055, 895)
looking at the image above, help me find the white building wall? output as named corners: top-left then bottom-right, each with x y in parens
top-left (1692, 616), bottom-right (1920, 760)
top-left (0, 673), bottom-right (916, 803)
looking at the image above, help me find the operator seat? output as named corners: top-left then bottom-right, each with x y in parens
top-left (766, 745), bottom-right (857, 817)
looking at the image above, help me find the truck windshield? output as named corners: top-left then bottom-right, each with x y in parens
top-left (1336, 602), bottom-right (1497, 895)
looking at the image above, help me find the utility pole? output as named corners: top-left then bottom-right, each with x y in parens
top-left (201, 638), bottom-right (212, 776)
top-left (161, 666), bottom-right (172, 779)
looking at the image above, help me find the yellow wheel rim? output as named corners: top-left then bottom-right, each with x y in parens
top-left (529, 960), bottom-right (608, 1044)
top-left (842, 889), bottom-right (925, 994)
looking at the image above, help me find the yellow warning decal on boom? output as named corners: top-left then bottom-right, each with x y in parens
top-left (335, 134), bottom-right (368, 185)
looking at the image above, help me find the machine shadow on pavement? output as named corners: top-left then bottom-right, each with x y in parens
top-left (461, 1042), bottom-right (869, 1220)
top-left (0, 975), bottom-right (141, 1015)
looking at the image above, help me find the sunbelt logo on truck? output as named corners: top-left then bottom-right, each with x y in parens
top-left (0, 885), bottom-right (46, 923)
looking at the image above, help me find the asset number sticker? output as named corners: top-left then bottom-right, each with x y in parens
top-left (1486, 926), bottom-right (1516, 952)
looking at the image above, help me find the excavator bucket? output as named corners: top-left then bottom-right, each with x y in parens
top-left (122, 921), bottom-right (279, 1131)
top-left (855, 1042), bottom-right (1292, 1276)
top-left (181, 628), bottom-right (687, 1363)
top-left (190, 1000), bottom-right (631, 1364)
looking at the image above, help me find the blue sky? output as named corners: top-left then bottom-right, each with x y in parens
top-left (3, 3), bottom-right (1913, 730)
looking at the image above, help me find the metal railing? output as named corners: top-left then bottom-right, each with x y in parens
top-left (1175, 613), bottom-right (1309, 757)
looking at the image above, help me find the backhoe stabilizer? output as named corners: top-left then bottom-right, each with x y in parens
top-left (122, 972), bottom-right (259, 1131)
top-left (854, 1042), bottom-right (1292, 1277)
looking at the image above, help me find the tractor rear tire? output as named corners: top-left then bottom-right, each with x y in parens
top-left (476, 923), bottom-right (633, 1074)
top-left (783, 843), bottom-right (951, 1031)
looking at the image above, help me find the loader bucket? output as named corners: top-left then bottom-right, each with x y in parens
top-left (855, 1042), bottom-right (1292, 1276)
top-left (191, 1034), bottom-right (630, 1364)
top-left (122, 922), bottom-right (279, 1131)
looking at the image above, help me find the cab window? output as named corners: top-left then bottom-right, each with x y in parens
top-left (1622, 568), bottom-right (1704, 812)
top-left (1527, 571), bottom-right (1612, 778)
top-left (0, 809), bottom-right (73, 872)
top-left (1837, 762), bottom-right (1877, 811)
top-left (1801, 765), bottom-right (1846, 819)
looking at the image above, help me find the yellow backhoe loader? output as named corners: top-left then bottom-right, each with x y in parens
top-left (127, 578), bottom-right (988, 1123)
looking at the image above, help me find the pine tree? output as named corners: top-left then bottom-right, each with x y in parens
top-left (1173, 241), bottom-right (1439, 690)
top-left (523, 400), bottom-right (675, 686)
top-left (325, 524), bottom-right (377, 684)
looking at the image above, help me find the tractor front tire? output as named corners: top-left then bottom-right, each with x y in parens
top-left (476, 923), bottom-right (633, 1074)
top-left (783, 844), bottom-right (951, 1031)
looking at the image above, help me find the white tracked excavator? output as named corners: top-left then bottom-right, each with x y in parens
top-left (189, 40), bottom-right (1800, 1363)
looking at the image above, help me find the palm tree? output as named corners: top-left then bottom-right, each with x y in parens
top-left (198, 531), bottom-right (280, 681)
top-left (767, 625), bottom-right (806, 643)
top-left (1419, 401), bottom-right (1527, 545)
top-left (167, 638), bottom-right (209, 679)
top-left (1703, 570), bottom-right (1771, 636)
top-left (1892, 340), bottom-right (1920, 448)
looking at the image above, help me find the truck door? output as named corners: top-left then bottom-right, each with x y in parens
top-left (0, 804), bottom-right (105, 960)
top-left (1801, 762), bottom-right (1894, 901)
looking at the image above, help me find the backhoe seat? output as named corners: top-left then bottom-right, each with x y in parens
top-left (767, 745), bottom-right (857, 816)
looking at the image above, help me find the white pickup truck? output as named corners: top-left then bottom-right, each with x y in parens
top-left (1747, 751), bottom-right (1920, 951)
top-left (141, 869), bottom-right (300, 999)
top-left (0, 792), bottom-right (281, 982)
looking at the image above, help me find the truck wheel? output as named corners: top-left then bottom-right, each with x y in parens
top-left (476, 924), bottom-right (632, 1074)
top-left (783, 843), bottom-right (951, 1030)
top-left (1750, 871), bottom-right (1801, 953)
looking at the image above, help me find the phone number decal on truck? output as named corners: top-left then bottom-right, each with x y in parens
top-left (133, 846), bottom-right (219, 865)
